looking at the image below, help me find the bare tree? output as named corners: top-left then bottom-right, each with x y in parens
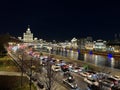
top-left (39, 57), bottom-right (58, 90)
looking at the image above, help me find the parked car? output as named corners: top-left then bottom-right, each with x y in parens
top-left (71, 67), bottom-right (84, 73)
top-left (61, 65), bottom-right (69, 72)
top-left (63, 77), bottom-right (78, 89)
top-left (63, 71), bottom-right (72, 78)
top-left (52, 65), bottom-right (61, 72)
top-left (84, 77), bottom-right (99, 86)
top-left (79, 71), bottom-right (91, 77)
top-left (100, 78), bottom-right (115, 88)
top-left (100, 76), bottom-right (120, 89)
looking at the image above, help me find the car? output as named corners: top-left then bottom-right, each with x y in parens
top-left (61, 65), bottom-right (69, 72)
top-left (110, 75), bottom-right (120, 86)
top-left (79, 70), bottom-right (96, 78)
top-left (87, 84), bottom-right (100, 90)
top-left (52, 65), bottom-right (61, 72)
top-left (63, 71), bottom-right (72, 78)
top-left (72, 67), bottom-right (84, 73)
top-left (79, 71), bottom-right (91, 77)
top-left (63, 77), bottom-right (78, 89)
top-left (100, 76), bottom-right (120, 89)
top-left (100, 79), bottom-right (114, 88)
top-left (84, 77), bottom-right (99, 86)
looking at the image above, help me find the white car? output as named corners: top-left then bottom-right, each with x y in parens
top-left (63, 78), bottom-right (78, 89)
top-left (84, 77), bottom-right (99, 86)
top-left (72, 67), bottom-right (84, 73)
top-left (79, 72), bottom-right (91, 77)
top-left (52, 65), bottom-right (61, 72)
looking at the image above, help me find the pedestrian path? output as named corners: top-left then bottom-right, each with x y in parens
top-left (0, 71), bottom-right (25, 76)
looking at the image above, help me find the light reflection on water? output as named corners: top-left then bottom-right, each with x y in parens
top-left (52, 49), bottom-right (120, 70)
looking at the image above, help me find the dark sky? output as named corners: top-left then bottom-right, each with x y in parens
top-left (0, 0), bottom-right (120, 41)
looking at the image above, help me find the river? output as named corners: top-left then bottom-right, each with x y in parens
top-left (49, 49), bottom-right (120, 70)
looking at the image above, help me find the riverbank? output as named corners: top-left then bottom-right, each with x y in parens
top-left (57, 47), bottom-right (120, 57)
top-left (80, 49), bottom-right (120, 57)
top-left (43, 52), bottom-right (120, 76)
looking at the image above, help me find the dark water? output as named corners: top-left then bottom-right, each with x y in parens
top-left (50, 49), bottom-right (120, 70)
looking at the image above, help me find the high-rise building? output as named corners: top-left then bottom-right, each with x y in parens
top-left (23, 26), bottom-right (33, 42)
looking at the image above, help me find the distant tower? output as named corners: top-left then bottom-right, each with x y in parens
top-left (23, 25), bottom-right (33, 43)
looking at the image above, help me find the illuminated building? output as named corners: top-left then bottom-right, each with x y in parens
top-left (23, 26), bottom-right (33, 43)
top-left (71, 37), bottom-right (78, 49)
top-left (93, 39), bottom-right (106, 51)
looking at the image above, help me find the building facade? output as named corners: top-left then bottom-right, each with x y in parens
top-left (23, 26), bottom-right (33, 43)
top-left (93, 39), bottom-right (106, 51)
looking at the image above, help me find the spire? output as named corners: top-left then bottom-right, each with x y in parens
top-left (27, 25), bottom-right (30, 31)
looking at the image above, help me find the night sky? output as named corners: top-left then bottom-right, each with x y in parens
top-left (0, 0), bottom-right (120, 41)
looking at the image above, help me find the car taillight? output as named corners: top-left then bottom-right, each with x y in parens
top-left (114, 81), bottom-right (118, 85)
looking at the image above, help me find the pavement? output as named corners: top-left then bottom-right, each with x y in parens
top-left (0, 71), bottom-right (25, 76)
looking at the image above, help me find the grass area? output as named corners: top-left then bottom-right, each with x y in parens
top-left (0, 56), bottom-right (37, 90)
top-left (0, 75), bottom-right (36, 90)
top-left (0, 56), bottom-right (12, 60)
top-left (0, 56), bottom-right (20, 72)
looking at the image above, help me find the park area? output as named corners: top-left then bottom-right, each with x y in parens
top-left (0, 56), bottom-right (36, 90)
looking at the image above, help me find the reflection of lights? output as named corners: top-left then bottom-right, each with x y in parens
top-left (84, 54), bottom-right (87, 61)
top-left (95, 55), bottom-right (98, 65)
top-left (95, 55), bottom-right (98, 60)
top-left (89, 51), bottom-right (93, 55)
top-left (74, 52), bottom-right (78, 60)
top-left (114, 50), bottom-right (119, 53)
top-left (71, 50), bottom-right (74, 58)
top-left (108, 53), bottom-right (113, 58)
top-left (78, 49), bottom-right (80, 53)
top-left (111, 57), bottom-right (114, 61)
top-left (71, 50), bottom-right (73, 53)
top-left (70, 48), bottom-right (72, 51)
top-left (111, 57), bottom-right (115, 68)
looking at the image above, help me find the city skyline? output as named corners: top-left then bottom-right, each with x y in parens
top-left (0, 0), bottom-right (120, 41)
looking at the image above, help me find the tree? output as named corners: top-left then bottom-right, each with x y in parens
top-left (39, 57), bottom-right (58, 90)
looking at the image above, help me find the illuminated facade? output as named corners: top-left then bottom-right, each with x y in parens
top-left (93, 39), bottom-right (106, 51)
top-left (85, 41), bottom-right (94, 50)
top-left (71, 37), bottom-right (78, 49)
top-left (23, 26), bottom-right (33, 43)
